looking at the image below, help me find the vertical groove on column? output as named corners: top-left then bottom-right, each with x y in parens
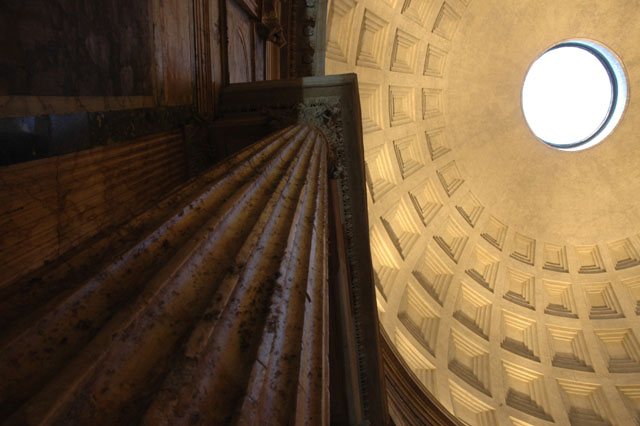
top-left (294, 135), bottom-right (329, 426)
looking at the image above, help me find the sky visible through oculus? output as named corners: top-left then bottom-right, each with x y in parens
top-left (522, 46), bottom-right (613, 146)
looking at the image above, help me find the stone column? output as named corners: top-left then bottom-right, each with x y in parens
top-left (0, 124), bottom-right (330, 426)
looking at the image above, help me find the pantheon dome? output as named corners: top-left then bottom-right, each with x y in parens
top-left (326, 0), bottom-right (640, 424)
top-left (4, 0), bottom-right (640, 424)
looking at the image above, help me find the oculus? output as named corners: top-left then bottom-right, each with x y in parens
top-left (522, 40), bottom-right (627, 151)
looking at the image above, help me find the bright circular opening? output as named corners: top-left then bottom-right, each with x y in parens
top-left (522, 41), bottom-right (627, 151)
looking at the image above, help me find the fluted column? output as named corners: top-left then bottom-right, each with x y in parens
top-left (0, 124), bottom-right (329, 426)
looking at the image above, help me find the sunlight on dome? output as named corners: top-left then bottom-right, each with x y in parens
top-left (522, 46), bottom-right (613, 148)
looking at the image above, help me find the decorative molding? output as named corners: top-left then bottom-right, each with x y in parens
top-left (481, 216), bottom-right (507, 251)
top-left (359, 82), bottom-right (384, 133)
top-left (371, 225), bottom-right (401, 299)
top-left (422, 88), bottom-right (444, 119)
top-left (503, 268), bottom-right (535, 310)
top-left (390, 29), bottom-right (420, 73)
top-left (609, 238), bottom-right (640, 270)
top-left (398, 283), bottom-right (441, 355)
top-left (437, 160), bottom-right (464, 197)
top-left (409, 179), bottom-right (444, 226)
top-left (543, 242), bottom-right (569, 273)
top-left (326, 0), bottom-right (358, 63)
top-left (621, 275), bottom-right (640, 315)
top-left (617, 385), bottom-right (640, 425)
top-left (501, 309), bottom-right (540, 362)
top-left (281, 0), bottom-right (328, 78)
top-left (401, 0), bottom-right (433, 27)
top-left (465, 245), bottom-right (500, 293)
top-left (413, 246), bottom-right (453, 305)
top-left (455, 191), bottom-right (484, 228)
top-left (510, 232), bottom-right (536, 266)
top-left (454, 282), bottom-right (492, 340)
top-left (365, 143), bottom-right (396, 201)
top-left (433, 215), bottom-right (469, 263)
top-left (576, 244), bottom-right (606, 274)
top-left (557, 379), bottom-right (615, 426)
top-left (389, 85), bottom-right (416, 127)
top-left (543, 279), bottom-right (578, 318)
top-left (381, 198), bottom-right (422, 259)
top-left (356, 10), bottom-right (390, 69)
top-left (394, 134), bottom-right (426, 179)
top-left (594, 328), bottom-right (640, 373)
top-left (432, 2), bottom-right (461, 41)
top-left (583, 282), bottom-right (624, 319)
top-left (424, 44), bottom-right (448, 77)
top-left (502, 360), bottom-right (553, 422)
top-left (425, 127), bottom-right (451, 160)
top-left (547, 325), bottom-right (594, 372)
top-left (449, 380), bottom-right (498, 426)
top-left (449, 328), bottom-right (491, 396)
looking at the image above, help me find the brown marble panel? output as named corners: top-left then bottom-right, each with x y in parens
top-left (227, 0), bottom-right (254, 83)
top-left (0, 130), bottom-right (187, 286)
top-left (153, 0), bottom-right (195, 105)
top-left (0, 105), bottom-right (193, 166)
top-left (0, 0), bottom-right (153, 97)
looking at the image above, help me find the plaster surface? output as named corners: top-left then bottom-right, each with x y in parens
top-left (326, 0), bottom-right (640, 424)
top-left (447, 0), bottom-right (640, 242)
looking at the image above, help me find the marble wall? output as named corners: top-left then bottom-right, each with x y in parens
top-left (0, 0), bottom-right (153, 97)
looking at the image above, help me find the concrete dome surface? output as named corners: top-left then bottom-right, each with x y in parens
top-left (326, 0), bottom-right (640, 424)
